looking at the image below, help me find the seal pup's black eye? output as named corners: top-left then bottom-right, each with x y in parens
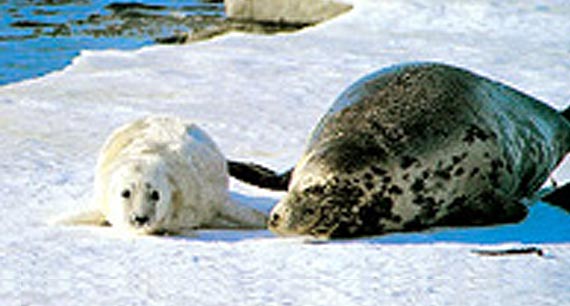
top-left (121, 189), bottom-right (131, 199)
top-left (150, 190), bottom-right (160, 201)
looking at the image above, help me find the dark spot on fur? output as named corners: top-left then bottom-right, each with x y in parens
top-left (488, 171), bottom-right (500, 188)
top-left (463, 124), bottom-right (493, 144)
top-left (505, 162), bottom-right (513, 174)
top-left (338, 182), bottom-right (365, 200)
top-left (412, 194), bottom-right (424, 206)
top-left (422, 170), bottom-right (430, 179)
top-left (370, 166), bottom-right (387, 176)
top-left (491, 159), bottom-right (504, 170)
top-left (363, 172), bottom-right (374, 181)
top-left (304, 184), bottom-right (325, 196)
top-left (411, 179), bottom-right (425, 192)
top-left (454, 167), bottom-right (465, 176)
top-left (371, 195), bottom-right (394, 215)
top-left (364, 182), bottom-right (374, 190)
top-left (403, 173), bottom-right (410, 181)
top-left (412, 194), bottom-right (442, 221)
top-left (434, 169), bottom-right (451, 180)
top-left (388, 185), bottom-right (403, 195)
top-left (401, 156), bottom-right (418, 169)
top-left (421, 197), bottom-right (439, 218)
top-left (370, 121), bottom-right (383, 131)
top-left (487, 159), bottom-right (504, 188)
top-left (451, 153), bottom-right (467, 165)
top-left (303, 208), bottom-right (316, 216)
top-left (470, 167), bottom-right (480, 177)
top-left (382, 176), bottom-right (392, 184)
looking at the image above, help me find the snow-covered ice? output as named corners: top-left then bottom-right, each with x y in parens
top-left (1, 0), bottom-right (570, 305)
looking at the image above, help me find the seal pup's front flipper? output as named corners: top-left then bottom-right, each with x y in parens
top-left (207, 199), bottom-right (268, 229)
top-left (227, 160), bottom-right (292, 191)
top-left (50, 209), bottom-right (109, 226)
top-left (541, 182), bottom-right (570, 213)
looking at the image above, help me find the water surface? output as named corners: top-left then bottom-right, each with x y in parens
top-left (0, 0), bottom-right (224, 85)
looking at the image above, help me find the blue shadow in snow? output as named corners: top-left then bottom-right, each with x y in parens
top-left (166, 199), bottom-right (569, 244)
top-left (190, 229), bottom-right (275, 242)
top-left (229, 191), bottom-right (279, 215)
top-left (165, 192), bottom-right (278, 242)
top-left (364, 202), bottom-right (570, 245)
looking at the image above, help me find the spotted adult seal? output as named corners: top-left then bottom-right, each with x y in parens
top-left (229, 62), bottom-right (570, 238)
top-left (56, 116), bottom-right (267, 235)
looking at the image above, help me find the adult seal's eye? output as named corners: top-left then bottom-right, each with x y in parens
top-left (303, 185), bottom-right (325, 196)
top-left (121, 189), bottom-right (131, 199)
top-left (150, 190), bottom-right (160, 201)
top-left (303, 208), bottom-right (316, 216)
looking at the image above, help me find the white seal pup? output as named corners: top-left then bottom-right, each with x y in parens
top-left (57, 116), bottom-right (267, 235)
top-left (229, 62), bottom-right (570, 238)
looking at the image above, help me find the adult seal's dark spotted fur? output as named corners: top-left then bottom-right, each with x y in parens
top-left (229, 62), bottom-right (570, 238)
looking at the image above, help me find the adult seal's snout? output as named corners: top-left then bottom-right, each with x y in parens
top-left (268, 212), bottom-right (280, 227)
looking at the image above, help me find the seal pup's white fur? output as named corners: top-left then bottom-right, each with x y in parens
top-left (56, 116), bottom-right (267, 235)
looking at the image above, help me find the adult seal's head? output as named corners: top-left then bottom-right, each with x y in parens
top-left (268, 142), bottom-right (395, 238)
top-left (264, 62), bottom-right (570, 239)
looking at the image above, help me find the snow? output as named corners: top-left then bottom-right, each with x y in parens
top-left (1, 0), bottom-right (570, 305)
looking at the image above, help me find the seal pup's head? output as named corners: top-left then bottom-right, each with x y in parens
top-left (105, 157), bottom-right (174, 234)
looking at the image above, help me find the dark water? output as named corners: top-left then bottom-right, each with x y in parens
top-left (0, 0), bottom-right (225, 85)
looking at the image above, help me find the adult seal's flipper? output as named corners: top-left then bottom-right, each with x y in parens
top-left (227, 160), bottom-right (292, 191)
top-left (562, 106), bottom-right (570, 122)
top-left (546, 107), bottom-right (570, 212)
top-left (541, 182), bottom-right (570, 213)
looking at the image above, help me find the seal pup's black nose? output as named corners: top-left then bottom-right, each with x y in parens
top-left (130, 214), bottom-right (150, 227)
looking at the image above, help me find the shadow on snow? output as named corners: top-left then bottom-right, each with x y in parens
top-left (363, 202), bottom-right (570, 245)
top-left (175, 201), bottom-right (570, 244)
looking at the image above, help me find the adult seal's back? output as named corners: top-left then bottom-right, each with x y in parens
top-left (230, 62), bottom-right (570, 238)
